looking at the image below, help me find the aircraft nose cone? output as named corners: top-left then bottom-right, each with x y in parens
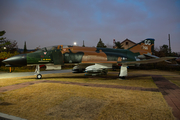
top-left (2, 54), bottom-right (27, 67)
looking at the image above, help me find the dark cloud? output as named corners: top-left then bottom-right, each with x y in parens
top-left (1, 0), bottom-right (180, 52)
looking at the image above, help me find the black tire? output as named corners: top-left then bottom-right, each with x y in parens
top-left (119, 76), bottom-right (125, 79)
top-left (37, 74), bottom-right (42, 79)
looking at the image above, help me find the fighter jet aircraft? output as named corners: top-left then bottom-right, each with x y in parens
top-left (2, 38), bottom-right (176, 79)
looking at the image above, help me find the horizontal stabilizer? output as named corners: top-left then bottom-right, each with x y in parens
top-left (143, 54), bottom-right (159, 58)
top-left (144, 54), bottom-right (173, 63)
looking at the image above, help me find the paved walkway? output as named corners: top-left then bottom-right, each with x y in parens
top-left (0, 81), bottom-right (45, 93)
top-left (152, 75), bottom-right (180, 120)
top-left (0, 80), bottom-right (159, 93)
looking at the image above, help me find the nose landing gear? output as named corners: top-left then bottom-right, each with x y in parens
top-left (35, 65), bottom-right (42, 79)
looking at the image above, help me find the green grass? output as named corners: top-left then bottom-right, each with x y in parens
top-left (0, 83), bottom-right (174, 120)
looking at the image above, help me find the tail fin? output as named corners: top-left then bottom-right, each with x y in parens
top-left (128, 38), bottom-right (155, 55)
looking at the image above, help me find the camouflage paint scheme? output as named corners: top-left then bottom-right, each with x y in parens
top-left (3, 38), bottom-right (176, 79)
top-left (26, 38), bottom-right (154, 66)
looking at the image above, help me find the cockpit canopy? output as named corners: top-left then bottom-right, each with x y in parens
top-left (35, 45), bottom-right (73, 52)
top-left (41, 46), bottom-right (57, 51)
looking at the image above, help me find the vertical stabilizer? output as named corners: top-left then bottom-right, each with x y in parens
top-left (128, 38), bottom-right (155, 55)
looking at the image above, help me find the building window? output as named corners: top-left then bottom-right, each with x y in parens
top-left (126, 42), bottom-right (128, 45)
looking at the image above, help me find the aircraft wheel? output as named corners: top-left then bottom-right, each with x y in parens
top-left (37, 74), bottom-right (42, 79)
top-left (119, 76), bottom-right (125, 80)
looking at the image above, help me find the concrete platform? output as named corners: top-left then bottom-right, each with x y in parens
top-left (0, 112), bottom-right (26, 120)
top-left (0, 69), bottom-right (72, 79)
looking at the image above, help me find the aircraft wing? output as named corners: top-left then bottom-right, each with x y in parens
top-left (118, 57), bottom-right (177, 65)
top-left (81, 57), bottom-right (177, 65)
top-left (81, 61), bottom-right (117, 64)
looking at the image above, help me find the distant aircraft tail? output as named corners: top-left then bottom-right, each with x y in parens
top-left (128, 38), bottom-right (155, 55)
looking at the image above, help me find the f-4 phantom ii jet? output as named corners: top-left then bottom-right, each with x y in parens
top-left (2, 38), bottom-right (176, 79)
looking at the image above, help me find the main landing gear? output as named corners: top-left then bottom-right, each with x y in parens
top-left (119, 64), bottom-right (127, 80)
top-left (35, 65), bottom-right (42, 79)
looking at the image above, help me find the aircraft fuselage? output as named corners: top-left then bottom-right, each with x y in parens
top-left (8, 46), bottom-right (138, 66)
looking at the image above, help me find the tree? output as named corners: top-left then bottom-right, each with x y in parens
top-left (96, 38), bottom-right (106, 48)
top-left (155, 44), bottom-right (179, 57)
top-left (24, 41), bottom-right (27, 53)
top-left (159, 44), bottom-right (169, 57)
top-left (0, 30), bottom-right (18, 53)
top-left (0, 30), bottom-right (6, 36)
top-left (0, 51), bottom-right (19, 59)
top-left (154, 45), bottom-right (169, 57)
top-left (114, 41), bottom-right (124, 49)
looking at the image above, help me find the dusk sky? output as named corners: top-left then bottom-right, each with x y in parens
top-left (1, 0), bottom-right (180, 52)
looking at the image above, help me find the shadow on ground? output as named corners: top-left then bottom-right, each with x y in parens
top-left (23, 72), bottom-right (153, 81)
